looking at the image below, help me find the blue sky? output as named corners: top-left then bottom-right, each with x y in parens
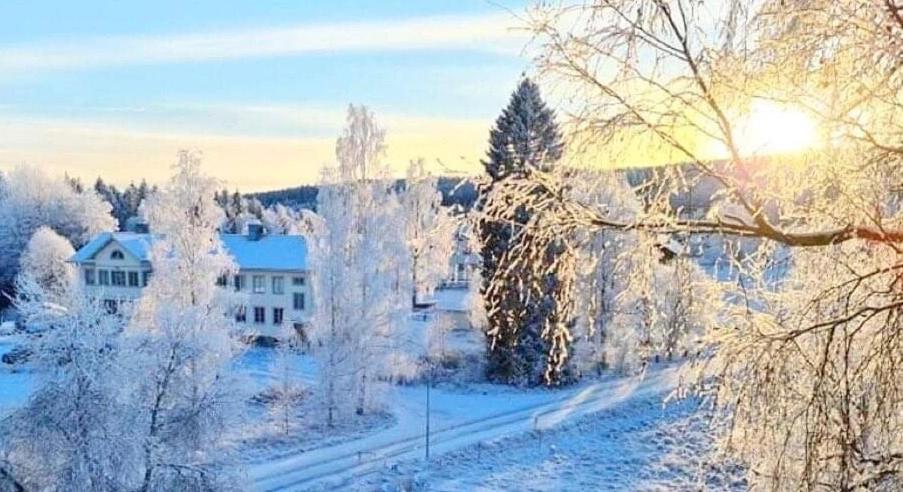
top-left (0, 1), bottom-right (531, 190)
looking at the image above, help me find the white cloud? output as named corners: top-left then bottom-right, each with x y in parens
top-left (0, 14), bottom-right (525, 72)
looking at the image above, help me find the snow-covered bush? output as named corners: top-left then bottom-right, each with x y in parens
top-left (265, 327), bottom-right (308, 436)
top-left (3, 288), bottom-right (134, 491)
top-left (17, 226), bottom-right (76, 304)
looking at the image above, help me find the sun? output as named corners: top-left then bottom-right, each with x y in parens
top-left (734, 100), bottom-right (819, 156)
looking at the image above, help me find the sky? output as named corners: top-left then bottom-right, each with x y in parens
top-left (0, 1), bottom-right (531, 191)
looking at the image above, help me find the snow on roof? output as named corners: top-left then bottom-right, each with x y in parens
top-left (219, 234), bottom-right (308, 271)
top-left (70, 232), bottom-right (156, 263)
top-left (71, 232), bottom-right (308, 272)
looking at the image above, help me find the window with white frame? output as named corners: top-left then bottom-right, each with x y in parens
top-left (110, 250), bottom-right (125, 260)
top-left (293, 292), bottom-right (305, 311)
top-left (85, 268), bottom-right (96, 285)
top-left (272, 276), bottom-right (284, 295)
top-left (252, 275), bottom-right (265, 294)
top-left (253, 307), bottom-right (265, 324)
top-left (127, 271), bottom-right (139, 287)
top-left (111, 271), bottom-right (126, 286)
top-left (98, 269), bottom-right (110, 285)
top-left (273, 308), bottom-right (283, 325)
top-left (292, 276), bottom-right (305, 286)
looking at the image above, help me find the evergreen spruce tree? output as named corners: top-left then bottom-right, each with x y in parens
top-left (478, 78), bottom-right (571, 386)
top-left (484, 79), bottom-right (563, 180)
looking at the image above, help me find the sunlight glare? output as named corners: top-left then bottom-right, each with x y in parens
top-left (735, 100), bottom-right (819, 156)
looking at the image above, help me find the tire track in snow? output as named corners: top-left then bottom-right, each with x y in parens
top-left (253, 368), bottom-right (678, 491)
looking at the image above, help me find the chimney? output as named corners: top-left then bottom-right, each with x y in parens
top-left (247, 222), bottom-right (264, 241)
top-left (125, 216), bottom-right (150, 234)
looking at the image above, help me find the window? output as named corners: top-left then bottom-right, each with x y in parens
top-left (110, 250), bottom-right (125, 260)
top-left (98, 269), bottom-right (110, 286)
top-left (111, 271), bottom-right (126, 286)
top-left (272, 276), bottom-right (284, 295)
top-left (234, 275), bottom-right (245, 292)
top-left (127, 271), bottom-right (139, 287)
top-left (253, 307), bottom-right (265, 324)
top-left (293, 293), bottom-right (306, 311)
top-left (252, 275), bottom-right (265, 294)
top-left (216, 275), bottom-right (228, 287)
top-left (235, 306), bottom-right (247, 323)
top-left (142, 271), bottom-right (152, 287)
top-left (103, 299), bottom-right (118, 314)
top-left (85, 269), bottom-right (96, 286)
top-left (292, 276), bottom-right (305, 286)
top-left (273, 308), bottom-right (284, 325)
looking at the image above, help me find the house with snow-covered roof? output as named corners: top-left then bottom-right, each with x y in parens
top-left (69, 223), bottom-right (312, 338)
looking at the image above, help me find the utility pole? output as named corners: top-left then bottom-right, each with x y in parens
top-left (425, 356), bottom-right (432, 460)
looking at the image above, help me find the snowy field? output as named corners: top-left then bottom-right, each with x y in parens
top-left (358, 395), bottom-right (745, 492)
top-left (249, 366), bottom-right (695, 491)
top-left (1, 325), bottom-right (727, 492)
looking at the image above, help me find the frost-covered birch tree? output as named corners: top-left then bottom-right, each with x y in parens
top-left (490, 0), bottom-right (903, 488)
top-left (265, 325), bottom-right (306, 436)
top-left (0, 165), bottom-right (114, 300)
top-left (401, 158), bottom-right (455, 308)
top-left (311, 106), bottom-right (408, 426)
top-left (566, 170), bottom-right (640, 375)
top-left (3, 280), bottom-right (133, 491)
top-left (128, 150), bottom-right (245, 491)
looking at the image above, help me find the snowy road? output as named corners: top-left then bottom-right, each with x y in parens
top-left (250, 367), bottom-right (680, 491)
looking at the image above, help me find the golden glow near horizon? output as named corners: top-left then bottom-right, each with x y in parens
top-left (0, 115), bottom-right (489, 192)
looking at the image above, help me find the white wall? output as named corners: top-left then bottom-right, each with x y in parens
top-left (79, 240), bottom-right (150, 303)
top-left (74, 239), bottom-right (312, 338)
top-left (231, 269), bottom-right (312, 338)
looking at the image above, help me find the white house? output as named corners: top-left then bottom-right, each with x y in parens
top-left (443, 224), bottom-right (480, 289)
top-left (69, 224), bottom-right (312, 339)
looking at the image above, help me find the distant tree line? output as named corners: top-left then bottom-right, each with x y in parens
top-left (248, 177), bottom-right (478, 212)
top-left (66, 175), bottom-right (476, 235)
top-left (65, 175), bottom-right (157, 231)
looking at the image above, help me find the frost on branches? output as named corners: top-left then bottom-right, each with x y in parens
top-left (1, 154), bottom-right (248, 491)
top-left (17, 227), bottom-right (76, 307)
top-left (310, 105), bottom-right (409, 426)
top-left (401, 158), bottom-right (455, 308)
top-left (518, 0), bottom-right (903, 488)
top-left (3, 290), bottom-right (131, 492)
top-left (0, 165), bottom-right (115, 301)
top-left (129, 151), bottom-right (246, 491)
top-left (477, 77), bottom-right (574, 386)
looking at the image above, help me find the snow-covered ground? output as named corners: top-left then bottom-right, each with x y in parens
top-left (359, 394), bottom-right (745, 492)
top-left (0, 333), bottom-right (36, 418)
top-left (2, 317), bottom-right (725, 492)
top-left (249, 366), bottom-right (686, 491)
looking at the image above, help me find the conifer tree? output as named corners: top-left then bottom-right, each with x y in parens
top-left (478, 78), bottom-right (571, 385)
